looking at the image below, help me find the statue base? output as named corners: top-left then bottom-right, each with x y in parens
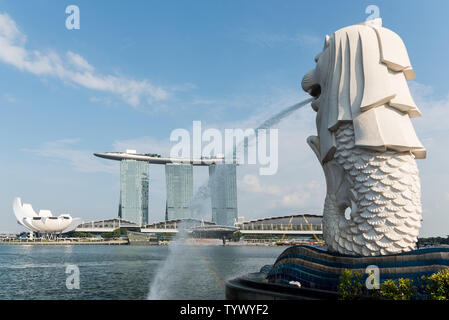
top-left (225, 245), bottom-right (449, 300)
top-left (226, 272), bottom-right (339, 300)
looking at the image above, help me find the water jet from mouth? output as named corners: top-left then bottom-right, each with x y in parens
top-left (189, 97), bottom-right (314, 212)
top-left (147, 97), bottom-right (313, 299)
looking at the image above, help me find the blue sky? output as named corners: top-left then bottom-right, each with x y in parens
top-left (0, 0), bottom-right (449, 236)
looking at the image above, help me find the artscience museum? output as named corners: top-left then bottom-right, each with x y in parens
top-left (13, 197), bottom-right (82, 237)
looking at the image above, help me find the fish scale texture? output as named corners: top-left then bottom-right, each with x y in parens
top-left (324, 123), bottom-right (422, 256)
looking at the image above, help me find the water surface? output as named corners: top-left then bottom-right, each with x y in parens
top-left (0, 244), bottom-right (284, 300)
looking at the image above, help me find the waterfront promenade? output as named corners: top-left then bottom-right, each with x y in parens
top-left (0, 238), bottom-right (129, 245)
top-left (0, 238), bottom-right (322, 247)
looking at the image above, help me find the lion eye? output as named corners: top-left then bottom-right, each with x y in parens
top-left (314, 53), bottom-right (321, 63)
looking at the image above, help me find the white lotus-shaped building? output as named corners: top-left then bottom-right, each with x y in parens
top-left (13, 197), bottom-right (82, 234)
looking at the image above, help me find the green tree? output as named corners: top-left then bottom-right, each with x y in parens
top-left (102, 228), bottom-right (121, 239)
top-left (230, 231), bottom-right (242, 241)
top-left (338, 269), bottom-right (364, 300)
top-left (379, 278), bottom-right (417, 300)
top-left (424, 269), bottom-right (449, 300)
top-left (72, 231), bottom-right (94, 238)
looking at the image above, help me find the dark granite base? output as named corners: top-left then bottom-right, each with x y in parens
top-left (225, 272), bottom-right (339, 300)
top-left (267, 245), bottom-right (449, 292)
top-left (226, 245), bottom-right (449, 300)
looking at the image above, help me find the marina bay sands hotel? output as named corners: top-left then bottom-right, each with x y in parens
top-left (94, 151), bottom-right (238, 227)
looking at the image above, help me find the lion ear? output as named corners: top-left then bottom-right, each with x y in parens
top-left (374, 27), bottom-right (416, 80)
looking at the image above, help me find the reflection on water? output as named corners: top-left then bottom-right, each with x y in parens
top-left (0, 245), bottom-right (284, 300)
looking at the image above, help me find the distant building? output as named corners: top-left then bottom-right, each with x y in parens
top-left (119, 155), bottom-right (149, 226)
top-left (94, 151), bottom-right (238, 224)
top-left (235, 214), bottom-right (323, 243)
top-left (13, 197), bottom-right (81, 237)
top-left (140, 218), bottom-right (237, 242)
top-left (165, 163), bottom-right (193, 220)
top-left (73, 215), bottom-right (322, 243)
top-left (236, 216), bottom-right (245, 225)
top-left (209, 164), bottom-right (238, 226)
top-left (76, 218), bottom-right (139, 233)
top-left (142, 218), bottom-right (215, 233)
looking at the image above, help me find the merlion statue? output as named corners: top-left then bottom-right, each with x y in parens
top-left (225, 19), bottom-right (448, 298)
top-left (301, 19), bottom-right (426, 256)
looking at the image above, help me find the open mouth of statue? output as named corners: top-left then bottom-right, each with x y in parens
top-left (308, 83), bottom-right (321, 112)
top-left (309, 84), bottom-right (321, 99)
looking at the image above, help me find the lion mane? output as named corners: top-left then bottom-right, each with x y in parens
top-left (302, 18), bottom-right (425, 164)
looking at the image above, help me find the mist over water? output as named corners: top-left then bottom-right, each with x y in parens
top-left (148, 222), bottom-right (191, 299)
top-left (188, 184), bottom-right (211, 220)
top-left (147, 98), bottom-right (312, 299)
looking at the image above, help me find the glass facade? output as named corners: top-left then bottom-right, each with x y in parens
top-left (209, 164), bottom-right (238, 226)
top-left (119, 160), bottom-right (149, 226)
top-left (165, 163), bottom-right (193, 220)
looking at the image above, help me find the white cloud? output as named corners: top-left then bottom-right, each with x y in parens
top-left (190, 98), bottom-right (218, 106)
top-left (280, 191), bottom-right (311, 207)
top-left (241, 30), bottom-right (322, 48)
top-left (410, 81), bottom-right (449, 135)
top-left (66, 51), bottom-right (94, 72)
top-left (239, 174), bottom-right (282, 196)
top-left (0, 13), bottom-right (169, 107)
top-left (239, 174), bottom-right (321, 210)
top-left (112, 136), bottom-right (172, 156)
top-left (22, 139), bottom-right (118, 174)
top-left (3, 93), bottom-right (17, 103)
top-left (406, 82), bottom-right (449, 236)
top-left (89, 96), bottom-right (118, 106)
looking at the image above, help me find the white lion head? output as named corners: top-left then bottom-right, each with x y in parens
top-left (302, 19), bottom-right (426, 163)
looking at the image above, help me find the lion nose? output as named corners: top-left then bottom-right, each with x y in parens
top-left (301, 69), bottom-right (317, 93)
